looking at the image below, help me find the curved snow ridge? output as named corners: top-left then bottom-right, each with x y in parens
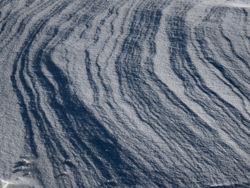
top-left (1, 0), bottom-right (250, 187)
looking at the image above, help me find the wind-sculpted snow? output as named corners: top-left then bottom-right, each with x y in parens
top-left (1, 0), bottom-right (250, 187)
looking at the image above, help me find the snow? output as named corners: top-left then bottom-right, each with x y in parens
top-left (0, 0), bottom-right (250, 187)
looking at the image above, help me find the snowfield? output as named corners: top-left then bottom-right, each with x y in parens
top-left (0, 0), bottom-right (250, 187)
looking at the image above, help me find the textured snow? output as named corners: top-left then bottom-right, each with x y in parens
top-left (0, 0), bottom-right (250, 187)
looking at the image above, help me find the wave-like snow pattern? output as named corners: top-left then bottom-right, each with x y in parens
top-left (1, 0), bottom-right (250, 187)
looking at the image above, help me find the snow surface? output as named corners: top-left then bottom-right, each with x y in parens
top-left (0, 0), bottom-right (250, 187)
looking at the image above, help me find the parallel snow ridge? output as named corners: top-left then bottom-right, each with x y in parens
top-left (1, 0), bottom-right (250, 187)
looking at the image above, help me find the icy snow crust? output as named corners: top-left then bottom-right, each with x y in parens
top-left (0, 0), bottom-right (250, 187)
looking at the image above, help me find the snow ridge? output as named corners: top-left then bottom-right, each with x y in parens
top-left (0, 0), bottom-right (250, 187)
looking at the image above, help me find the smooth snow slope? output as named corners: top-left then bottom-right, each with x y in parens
top-left (0, 0), bottom-right (250, 187)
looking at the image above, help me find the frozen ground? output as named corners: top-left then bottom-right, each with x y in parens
top-left (0, 0), bottom-right (250, 187)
